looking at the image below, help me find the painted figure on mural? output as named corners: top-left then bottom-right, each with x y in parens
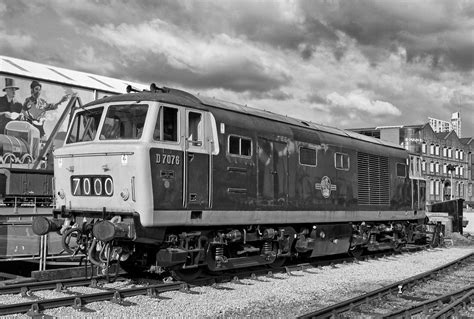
top-left (22, 80), bottom-right (69, 138)
top-left (0, 78), bottom-right (23, 133)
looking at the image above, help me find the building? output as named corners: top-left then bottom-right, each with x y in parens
top-left (350, 123), bottom-right (473, 207)
top-left (451, 112), bottom-right (462, 138)
top-left (428, 112), bottom-right (462, 137)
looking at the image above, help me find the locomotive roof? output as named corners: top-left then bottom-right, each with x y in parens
top-left (86, 88), bottom-right (405, 151)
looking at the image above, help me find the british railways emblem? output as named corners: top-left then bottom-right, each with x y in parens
top-left (315, 176), bottom-right (337, 198)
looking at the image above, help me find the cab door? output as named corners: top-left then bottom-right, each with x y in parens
top-left (183, 109), bottom-right (211, 209)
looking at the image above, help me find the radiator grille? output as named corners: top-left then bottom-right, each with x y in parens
top-left (357, 152), bottom-right (390, 205)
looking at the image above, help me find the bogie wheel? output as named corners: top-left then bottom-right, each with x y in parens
top-left (171, 267), bottom-right (202, 281)
top-left (268, 257), bottom-right (286, 269)
top-left (119, 251), bottom-right (148, 276)
top-left (348, 245), bottom-right (364, 259)
top-left (268, 243), bottom-right (287, 269)
top-left (119, 258), bottom-right (145, 276)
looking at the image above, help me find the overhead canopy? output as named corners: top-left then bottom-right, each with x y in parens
top-left (0, 55), bottom-right (148, 94)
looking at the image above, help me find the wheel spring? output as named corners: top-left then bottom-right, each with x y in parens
top-left (215, 246), bottom-right (224, 268)
top-left (262, 241), bottom-right (272, 255)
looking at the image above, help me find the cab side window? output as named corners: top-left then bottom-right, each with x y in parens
top-left (154, 106), bottom-right (179, 142)
top-left (188, 111), bottom-right (203, 145)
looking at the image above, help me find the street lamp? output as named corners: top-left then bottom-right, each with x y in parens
top-left (446, 164), bottom-right (457, 200)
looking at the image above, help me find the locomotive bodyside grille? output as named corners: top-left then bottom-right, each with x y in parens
top-left (357, 152), bottom-right (390, 205)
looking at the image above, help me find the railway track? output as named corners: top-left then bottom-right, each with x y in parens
top-left (297, 251), bottom-right (474, 318)
top-left (0, 246), bottom-right (428, 316)
top-left (0, 281), bottom-right (186, 316)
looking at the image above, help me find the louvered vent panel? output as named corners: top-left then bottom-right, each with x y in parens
top-left (357, 152), bottom-right (390, 206)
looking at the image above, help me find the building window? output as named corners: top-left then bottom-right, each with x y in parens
top-left (299, 147), bottom-right (317, 166)
top-left (468, 184), bottom-right (473, 197)
top-left (228, 135), bottom-right (252, 157)
top-left (448, 148), bottom-right (452, 158)
top-left (460, 166), bottom-right (464, 177)
top-left (443, 163), bottom-right (447, 174)
top-left (443, 147), bottom-right (447, 157)
top-left (455, 166), bottom-right (459, 176)
top-left (429, 162), bottom-right (435, 173)
top-left (422, 160), bottom-right (426, 172)
top-left (460, 151), bottom-right (464, 160)
top-left (435, 145), bottom-right (440, 156)
top-left (429, 180), bottom-right (434, 195)
top-left (455, 149), bottom-right (459, 159)
top-left (435, 162), bottom-right (440, 173)
top-left (435, 180), bottom-right (440, 195)
top-left (334, 152), bottom-right (350, 170)
top-left (422, 143), bottom-right (427, 154)
top-left (430, 144), bottom-right (435, 155)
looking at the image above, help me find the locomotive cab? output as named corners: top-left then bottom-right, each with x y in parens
top-left (54, 97), bottom-right (218, 219)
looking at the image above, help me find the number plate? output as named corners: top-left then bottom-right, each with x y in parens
top-left (71, 175), bottom-right (114, 196)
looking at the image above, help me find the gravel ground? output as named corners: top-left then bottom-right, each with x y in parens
top-left (1, 246), bottom-right (473, 319)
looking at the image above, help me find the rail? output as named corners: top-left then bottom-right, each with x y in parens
top-left (297, 252), bottom-right (474, 318)
top-left (385, 284), bottom-right (474, 318)
top-left (0, 281), bottom-right (185, 316)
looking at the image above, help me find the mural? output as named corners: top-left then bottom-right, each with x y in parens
top-left (0, 75), bottom-right (113, 167)
top-left (0, 76), bottom-right (102, 137)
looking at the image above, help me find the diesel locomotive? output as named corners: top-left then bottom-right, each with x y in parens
top-left (33, 85), bottom-right (430, 279)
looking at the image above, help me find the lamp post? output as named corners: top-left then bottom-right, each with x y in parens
top-left (446, 164), bottom-right (457, 200)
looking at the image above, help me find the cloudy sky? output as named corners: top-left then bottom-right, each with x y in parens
top-left (1, 0), bottom-right (473, 137)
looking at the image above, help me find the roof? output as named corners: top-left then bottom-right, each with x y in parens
top-left (460, 137), bottom-right (473, 145)
top-left (348, 124), bottom-right (424, 132)
top-left (86, 89), bottom-right (405, 151)
top-left (435, 131), bottom-right (450, 139)
top-left (0, 55), bottom-right (148, 94)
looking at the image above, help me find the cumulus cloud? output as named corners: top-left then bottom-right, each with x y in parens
top-left (0, 32), bottom-right (32, 49)
top-left (89, 19), bottom-right (291, 92)
top-left (300, 0), bottom-right (474, 71)
top-left (0, 0), bottom-right (472, 136)
top-left (326, 91), bottom-right (401, 116)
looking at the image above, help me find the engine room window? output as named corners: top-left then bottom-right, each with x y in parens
top-left (335, 152), bottom-right (350, 170)
top-left (66, 107), bottom-right (104, 144)
top-left (100, 104), bottom-right (148, 140)
top-left (299, 147), bottom-right (317, 166)
top-left (228, 135), bottom-right (252, 157)
top-left (396, 163), bottom-right (406, 177)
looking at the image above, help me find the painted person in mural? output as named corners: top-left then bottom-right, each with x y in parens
top-left (22, 80), bottom-right (69, 138)
top-left (0, 78), bottom-right (23, 133)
